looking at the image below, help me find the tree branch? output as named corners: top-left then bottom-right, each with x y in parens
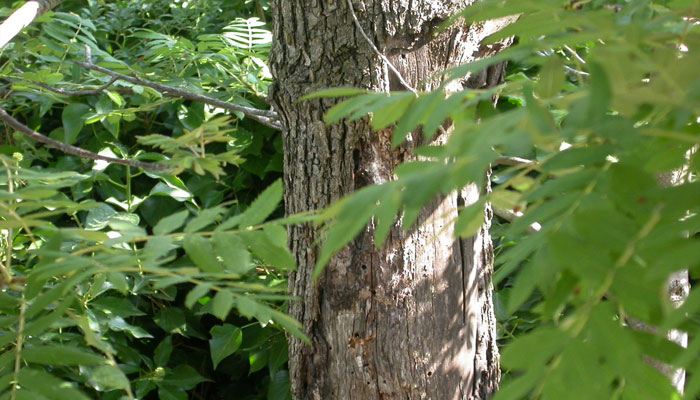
top-left (346, 0), bottom-right (417, 95)
top-left (9, 74), bottom-right (119, 96)
top-left (0, 108), bottom-right (170, 171)
top-left (492, 206), bottom-right (541, 234)
top-left (0, 0), bottom-right (63, 49)
top-left (494, 156), bottom-right (535, 166)
top-left (74, 47), bottom-right (282, 130)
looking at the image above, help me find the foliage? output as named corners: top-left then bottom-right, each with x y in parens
top-left (312, 0), bottom-right (700, 399)
top-left (3, 0), bottom-right (700, 399)
top-left (0, 0), bottom-right (295, 399)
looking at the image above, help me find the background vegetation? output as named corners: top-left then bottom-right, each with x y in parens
top-left (0, 1), bottom-right (296, 399)
top-left (0, 0), bottom-right (698, 399)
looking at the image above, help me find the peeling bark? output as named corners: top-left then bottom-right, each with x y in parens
top-left (269, 2), bottom-right (510, 399)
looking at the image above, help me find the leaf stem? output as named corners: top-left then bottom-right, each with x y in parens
top-left (10, 295), bottom-right (26, 400)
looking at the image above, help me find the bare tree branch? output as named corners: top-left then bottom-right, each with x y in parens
top-left (492, 206), bottom-right (541, 234)
top-left (346, 0), bottom-right (417, 95)
top-left (9, 75), bottom-right (119, 96)
top-left (0, 108), bottom-right (170, 171)
top-left (74, 47), bottom-right (282, 130)
top-left (494, 156), bottom-right (535, 166)
top-left (0, 0), bottom-right (63, 49)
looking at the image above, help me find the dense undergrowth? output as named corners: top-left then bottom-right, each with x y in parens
top-left (0, 1), bottom-right (295, 399)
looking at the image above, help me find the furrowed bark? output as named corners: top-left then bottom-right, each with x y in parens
top-left (270, 2), bottom-right (511, 399)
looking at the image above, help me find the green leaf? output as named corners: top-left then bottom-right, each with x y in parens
top-left (370, 92), bottom-right (415, 131)
top-left (153, 210), bottom-right (189, 235)
top-left (158, 385), bottom-right (187, 400)
top-left (536, 57), bottom-right (566, 99)
top-left (587, 61), bottom-right (611, 122)
top-left (153, 276), bottom-right (190, 290)
top-left (240, 229), bottom-right (296, 270)
top-left (373, 189), bottom-right (402, 248)
top-left (249, 350), bottom-right (268, 374)
top-left (185, 283), bottom-right (212, 309)
top-left (393, 90), bottom-right (443, 147)
top-left (24, 297), bottom-right (74, 338)
top-left (541, 145), bottom-right (613, 172)
top-left (107, 272), bottom-right (129, 294)
top-left (154, 308), bottom-right (186, 334)
top-left (234, 296), bottom-right (260, 320)
top-left (267, 338), bottom-right (289, 373)
top-left (0, 292), bottom-right (18, 311)
top-left (209, 323), bottom-right (243, 369)
top-left (17, 368), bottom-right (90, 400)
top-left (267, 370), bottom-right (292, 400)
top-left (22, 345), bottom-right (105, 366)
top-left (108, 316), bottom-right (153, 338)
top-left (324, 94), bottom-right (383, 124)
top-left (144, 235), bottom-right (176, 259)
top-left (11, 388), bottom-right (50, 400)
top-left (84, 204), bottom-right (117, 231)
top-left (185, 207), bottom-right (225, 232)
top-left (154, 336), bottom-right (173, 366)
top-left (161, 364), bottom-right (210, 390)
top-left (62, 103), bottom-right (91, 144)
top-left (183, 235), bottom-right (224, 273)
top-left (26, 269), bottom-right (95, 318)
top-left (210, 290), bottom-right (234, 320)
top-left (490, 190), bottom-right (521, 212)
top-left (150, 182), bottom-right (193, 202)
top-left (506, 253), bottom-right (546, 314)
top-left (454, 199), bottom-right (486, 238)
top-left (89, 365), bottom-right (130, 391)
top-left (238, 179), bottom-right (283, 228)
top-left (212, 232), bottom-right (252, 274)
top-left (300, 87), bottom-right (368, 100)
top-left (492, 366), bottom-right (544, 400)
top-left (314, 185), bottom-right (386, 278)
top-left (501, 327), bottom-right (568, 370)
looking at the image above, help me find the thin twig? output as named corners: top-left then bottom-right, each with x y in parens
top-left (15, 75), bottom-right (119, 96)
top-left (0, 158), bottom-right (14, 287)
top-left (346, 0), bottom-right (417, 95)
top-left (536, 50), bottom-right (589, 77)
top-left (74, 47), bottom-right (282, 130)
top-left (563, 45), bottom-right (586, 64)
top-left (10, 295), bottom-right (26, 400)
top-left (492, 206), bottom-right (541, 234)
top-left (0, 108), bottom-right (170, 171)
top-left (564, 64), bottom-right (589, 76)
top-left (494, 156), bottom-right (535, 166)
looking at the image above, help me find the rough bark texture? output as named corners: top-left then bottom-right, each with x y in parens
top-left (269, 2), bottom-right (510, 399)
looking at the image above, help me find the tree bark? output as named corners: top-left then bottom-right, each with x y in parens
top-left (269, 2), bottom-right (510, 399)
top-left (0, 0), bottom-right (63, 49)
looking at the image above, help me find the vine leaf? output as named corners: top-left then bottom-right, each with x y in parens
top-left (209, 324), bottom-right (243, 369)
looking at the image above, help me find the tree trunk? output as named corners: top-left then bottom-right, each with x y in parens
top-left (269, 2), bottom-right (510, 399)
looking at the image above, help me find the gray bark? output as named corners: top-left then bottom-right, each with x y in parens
top-left (269, 2), bottom-right (510, 399)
